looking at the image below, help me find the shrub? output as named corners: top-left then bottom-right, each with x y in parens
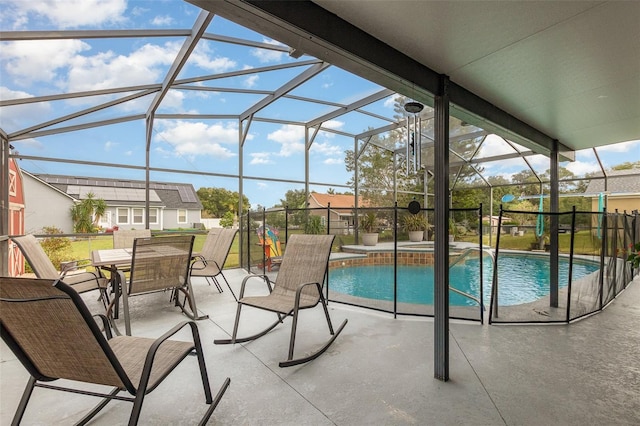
top-left (39, 226), bottom-right (73, 271)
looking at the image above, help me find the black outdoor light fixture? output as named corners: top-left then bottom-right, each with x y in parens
top-left (404, 101), bottom-right (424, 114)
top-left (404, 101), bottom-right (424, 175)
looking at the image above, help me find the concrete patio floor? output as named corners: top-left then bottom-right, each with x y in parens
top-left (2, 268), bottom-right (639, 425)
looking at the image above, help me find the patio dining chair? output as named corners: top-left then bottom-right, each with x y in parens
top-left (189, 228), bottom-right (238, 301)
top-left (215, 234), bottom-right (348, 367)
top-left (0, 276), bottom-right (230, 425)
top-left (109, 234), bottom-right (204, 336)
top-left (12, 234), bottom-right (109, 310)
top-left (113, 228), bottom-right (152, 249)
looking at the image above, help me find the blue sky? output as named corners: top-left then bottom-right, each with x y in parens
top-left (1, 0), bottom-right (638, 209)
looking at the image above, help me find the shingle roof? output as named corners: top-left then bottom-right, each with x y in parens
top-left (34, 173), bottom-right (203, 209)
top-left (308, 192), bottom-right (370, 214)
top-left (584, 169), bottom-right (640, 195)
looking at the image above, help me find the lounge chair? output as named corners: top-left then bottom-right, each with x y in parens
top-left (190, 228), bottom-right (238, 301)
top-left (12, 234), bottom-right (109, 309)
top-left (0, 276), bottom-right (230, 425)
top-left (108, 234), bottom-right (204, 336)
top-left (215, 234), bottom-right (347, 367)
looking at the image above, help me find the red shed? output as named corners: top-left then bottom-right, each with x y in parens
top-left (8, 158), bottom-right (25, 276)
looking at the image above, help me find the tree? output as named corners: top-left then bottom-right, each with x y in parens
top-left (274, 189), bottom-right (308, 227)
top-left (345, 96), bottom-right (484, 209)
top-left (70, 192), bottom-right (107, 233)
top-left (219, 211), bottom-right (235, 228)
top-left (197, 187), bottom-right (250, 218)
top-left (612, 161), bottom-right (640, 170)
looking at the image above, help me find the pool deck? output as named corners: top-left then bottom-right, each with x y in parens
top-left (2, 269), bottom-right (639, 425)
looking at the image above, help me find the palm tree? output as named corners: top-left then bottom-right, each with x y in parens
top-left (70, 192), bottom-right (107, 233)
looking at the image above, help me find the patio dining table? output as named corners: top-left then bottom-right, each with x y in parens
top-left (91, 245), bottom-right (206, 334)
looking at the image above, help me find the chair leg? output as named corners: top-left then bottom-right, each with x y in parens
top-left (122, 290), bottom-right (132, 336)
top-left (287, 306), bottom-right (301, 361)
top-left (318, 292), bottom-right (336, 334)
top-left (208, 276), bottom-right (223, 293)
top-left (12, 376), bottom-right (36, 426)
top-left (218, 273), bottom-right (238, 301)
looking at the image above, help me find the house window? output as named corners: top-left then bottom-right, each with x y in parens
top-left (9, 170), bottom-right (17, 196)
top-left (132, 208), bottom-right (144, 224)
top-left (117, 208), bottom-right (129, 224)
top-left (177, 209), bottom-right (187, 224)
top-left (149, 208), bottom-right (159, 224)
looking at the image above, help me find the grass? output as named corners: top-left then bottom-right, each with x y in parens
top-left (69, 234), bottom-right (241, 269)
top-left (60, 229), bottom-right (600, 274)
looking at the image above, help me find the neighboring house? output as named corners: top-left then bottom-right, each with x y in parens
top-left (584, 169), bottom-right (640, 215)
top-left (307, 192), bottom-right (369, 234)
top-left (21, 171), bottom-right (76, 234)
top-left (22, 172), bottom-right (203, 233)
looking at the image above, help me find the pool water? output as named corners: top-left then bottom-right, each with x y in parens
top-left (328, 255), bottom-right (600, 306)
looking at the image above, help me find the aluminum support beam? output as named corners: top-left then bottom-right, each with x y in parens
top-left (549, 142), bottom-right (560, 307)
top-left (1, 134), bottom-right (9, 276)
top-left (434, 76), bottom-right (450, 381)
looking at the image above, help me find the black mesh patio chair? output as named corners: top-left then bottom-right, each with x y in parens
top-left (0, 276), bottom-right (230, 425)
top-left (215, 234), bottom-right (347, 367)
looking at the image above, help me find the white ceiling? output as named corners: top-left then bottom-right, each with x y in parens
top-left (193, 0), bottom-right (640, 153)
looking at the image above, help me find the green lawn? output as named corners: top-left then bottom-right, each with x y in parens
top-left (69, 234), bottom-right (240, 269)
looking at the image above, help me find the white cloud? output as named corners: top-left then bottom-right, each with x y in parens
top-left (564, 160), bottom-right (600, 177)
top-left (597, 139), bottom-right (640, 153)
top-left (11, 138), bottom-right (44, 150)
top-left (189, 42), bottom-right (237, 72)
top-left (323, 158), bottom-right (343, 165)
top-left (4, 0), bottom-right (127, 29)
top-left (0, 86), bottom-right (51, 131)
top-left (267, 124), bottom-right (305, 157)
top-left (257, 182), bottom-right (268, 189)
top-left (153, 120), bottom-right (244, 159)
top-left (65, 42), bottom-right (180, 92)
top-left (1, 40), bottom-right (91, 84)
top-left (250, 39), bottom-right (286, 63)
top-left (476, 134), bottom-right (517, 158)
top-left (243, 75), bottom-right (259, 88)
top-left (104, 141), bottom-right (117, 151)
top-left (151, 15), bottom-right (174, 26)
top-left (250, 152), bottom-right (273, 165)
top-left (312, 141), bottom-right (342, 157)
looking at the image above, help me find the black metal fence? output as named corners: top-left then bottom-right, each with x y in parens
top-left (240, 204), bottom-right (486, 323)
top-left (489, 208), bottom-right (639, 324)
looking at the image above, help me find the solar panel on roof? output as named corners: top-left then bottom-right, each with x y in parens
top-left (177, 186), bottom-right (198, 203)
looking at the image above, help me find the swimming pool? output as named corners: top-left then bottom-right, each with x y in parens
top-left (328, 254), bottom-right (600, 306)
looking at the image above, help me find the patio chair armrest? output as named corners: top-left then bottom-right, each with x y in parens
top-left (141, 321), bottom-right (199, 375)
top-left (190, 255), bottom-right (208, 271)
top-left (92, 314), bottom-right (114, 339)
top-left (293, 281), bottom-right (323, 307)
top-left (239, 273), bottom-right (272, 299)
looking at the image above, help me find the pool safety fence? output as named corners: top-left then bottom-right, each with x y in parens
top-left (238, 206), bottom-right (638, 325)
top-left (490, 207), bottom-right (639, 324)
top-left (241, 204), bottom-right (485, 323)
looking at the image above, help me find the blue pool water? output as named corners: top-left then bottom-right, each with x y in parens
top-left (328, 255), bottom-right (599, 306)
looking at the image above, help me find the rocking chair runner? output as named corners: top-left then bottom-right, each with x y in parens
top-left (215, 234), bottom-right (347, 367)
top-left (0, 277), bottom-right (230, 425)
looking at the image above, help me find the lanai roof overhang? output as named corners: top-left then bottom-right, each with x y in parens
top-left (185, 0), bottom-right (640, 382)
